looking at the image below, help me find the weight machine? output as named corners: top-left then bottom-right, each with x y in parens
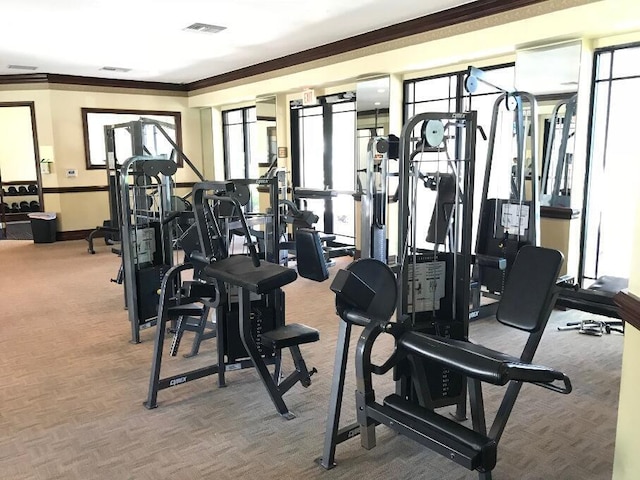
top-left (319, 110), bottom-right (478, 468)
top-left (144, 181), bottom-right (326, 419)
top-left (465, 67), bottom-right (541, 319)
top-left (357, 134), bottom-right (399, 262)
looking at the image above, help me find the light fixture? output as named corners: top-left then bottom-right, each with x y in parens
top-left (100, 66), bottom-right (131, 73)
top-left (184, 23), bottom-right (227, 34)
top-left (8, 64), bottom-right (37, 71)
top-left (377, 88), bottom-right (386, 93)
top-left (374, 102), bottom-right (381, 106)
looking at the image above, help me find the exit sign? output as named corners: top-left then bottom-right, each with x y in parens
top-left (302, 89), bottom-right (316, 106)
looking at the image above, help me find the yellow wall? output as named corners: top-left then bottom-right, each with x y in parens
top-left (612, 140), bottom-right (640, 479)
top-left (0, 84), bottom-right (204, 231)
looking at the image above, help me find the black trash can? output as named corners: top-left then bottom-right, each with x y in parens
top-left (28, 212), bottom-right (57, 243)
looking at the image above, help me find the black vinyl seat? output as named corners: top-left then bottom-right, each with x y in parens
top-left (295, 228), bottom-right (329, 282)
top-left (203, 255), bottom-right (297, 293)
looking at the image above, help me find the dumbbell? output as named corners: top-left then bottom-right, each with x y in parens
top-left (27, 184), bottom-right (38, 194)
top-left (8, 186), bottom-right (18, 195)
top-left (11, 202), bottom-right (20, 213)
top-left (30, 201), bottom-right (40, 211)
top-left (18, 186), bottom-right (28, 195)
top-left (20, 201), bottom-right (31, 212)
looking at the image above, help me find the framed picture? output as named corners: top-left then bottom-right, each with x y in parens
top-left (82, 108), bottom-right (182, 169)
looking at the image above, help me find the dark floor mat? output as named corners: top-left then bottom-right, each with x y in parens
top-left (1, 221), bottom-right (33, 240)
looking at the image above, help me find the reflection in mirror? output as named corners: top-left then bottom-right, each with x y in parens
top-left (255, 96), bottom-right (277, 172)
top-left (253, 96), bottom-right (278, 213)
top-left (540, 94), bottom-right (577, 207)
top-left (0, 102), bottom-right (42, 228)
top-left (82, 108), bottom-right (181, 169)
top-left (355, 76), bottom-right (393, 260)
top-left (515, 41), bottom-right (582, 208)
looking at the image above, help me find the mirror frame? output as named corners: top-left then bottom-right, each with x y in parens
top-left (81, 107), bottom-right (183, 170)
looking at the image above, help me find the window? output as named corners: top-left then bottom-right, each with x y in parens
top-left (581, 43), bottom-right (640, 282)
top-left (222, 107), bottom-right (258, 179)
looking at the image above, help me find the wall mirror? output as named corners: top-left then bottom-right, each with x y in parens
top-left (82, 108), bottom-right (182, 169)
top-left (355, 76), bottom-right (391, 258)
top-left (255, 96), bottom-right (277, 171)
top-left (516, 41), bottom-right (581, 208)
top-left (0, 102), bottom-right (43, 222)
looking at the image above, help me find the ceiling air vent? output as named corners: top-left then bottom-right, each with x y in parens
top-left (8, 64), bottom-right (38, 71)
top-left (184, 23), bottom-right (226, 34)
top-left (100, 66), bottom-right (131, 73)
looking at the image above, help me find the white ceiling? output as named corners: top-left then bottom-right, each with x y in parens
top-left (0, 0), bottom-right (473, 84)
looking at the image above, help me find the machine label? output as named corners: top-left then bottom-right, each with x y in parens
top-left (501, 203), bottom-right (529, 236)
top-left (406, 260), bottom-right (446, 312)
top-left (169, 376), bottom-right (187, 387)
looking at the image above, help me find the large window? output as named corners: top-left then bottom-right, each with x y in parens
top-left (291, 98), bottom-right (356, 242)
top-left (581, 44), bottom-right (640, 282)
top-left (222, 107), bottom-right (258, 179)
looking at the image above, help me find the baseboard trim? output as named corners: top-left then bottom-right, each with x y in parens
top-left (614, 290), bottom-right (640, 332)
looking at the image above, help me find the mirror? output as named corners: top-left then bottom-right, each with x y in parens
top-left (82, 108), bottom-right (182, 169)
top-left (0, 102), bottom-right (42, 221)
top-left (255, 96), bottom-right (277, 172)
top-left (355, 76), bottom-right (392, 259)
top-left (516, 41), bottom-right (581, 208)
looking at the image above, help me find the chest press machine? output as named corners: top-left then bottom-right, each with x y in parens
top-left (144, 181), bottom-right (327, 419)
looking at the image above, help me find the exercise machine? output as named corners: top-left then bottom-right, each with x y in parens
top-left (465, 67), bottom-right (541, 319)
top-left (319, 110), bottom-right (478, 468)
top-left (357, 134), bottom-right (399, 262)
top-left (119, 155), bottom-right (179, 344)
top-left (351, 245), bottom-right (571, 479)
top-left (144, 182), bottom-right (328, 419)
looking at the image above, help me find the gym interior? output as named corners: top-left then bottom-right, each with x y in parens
top-left (1, 1), bottom-right (640, 479)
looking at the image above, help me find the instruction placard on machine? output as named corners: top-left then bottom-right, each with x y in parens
top-left (406, 260), bottom-right (446, 312)
top-left (501, 203), bottom-right (529, 236)
top-left (134, 227), bottom-right (156, 264)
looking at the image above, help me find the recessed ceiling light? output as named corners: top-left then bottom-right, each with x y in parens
top-left (184, 23), bottom-right (227, 34)
top-left (100, 66), bottom-right (132, 73)
top-left (377, 89), bottom-right (386, 93)
top-left (8, 64), bottom-right (38, 71)
top-left (374, 102), bottom-right (381, 106)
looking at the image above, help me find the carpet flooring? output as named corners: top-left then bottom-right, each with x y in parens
top-left (0, 240), bottom-right (623, 479)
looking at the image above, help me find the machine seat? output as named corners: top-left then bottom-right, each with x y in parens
top-left (260, 323), bottom-right (319, 349)
top-left (399, 332), bottom-right (566, 386)
top-left (203, 255), bottom-right (297, 294)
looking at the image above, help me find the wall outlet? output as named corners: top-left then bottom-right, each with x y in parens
top-left (66, 169), bottom-right (78, 178)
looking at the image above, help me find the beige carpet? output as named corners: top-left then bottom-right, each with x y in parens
top-left (0, 240), bottom-right (622, 479)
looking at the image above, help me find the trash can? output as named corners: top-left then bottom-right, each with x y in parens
top-left (28, 212), bottom-right (57, 243)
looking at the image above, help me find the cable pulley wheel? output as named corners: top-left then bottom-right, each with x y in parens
top-left (422, 120), bottom-right (445, 148)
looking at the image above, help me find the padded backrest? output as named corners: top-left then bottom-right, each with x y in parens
top-left (497, 245), bottom-right (563, 332)
top-left (295, 228), bottom-right (329, 282)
